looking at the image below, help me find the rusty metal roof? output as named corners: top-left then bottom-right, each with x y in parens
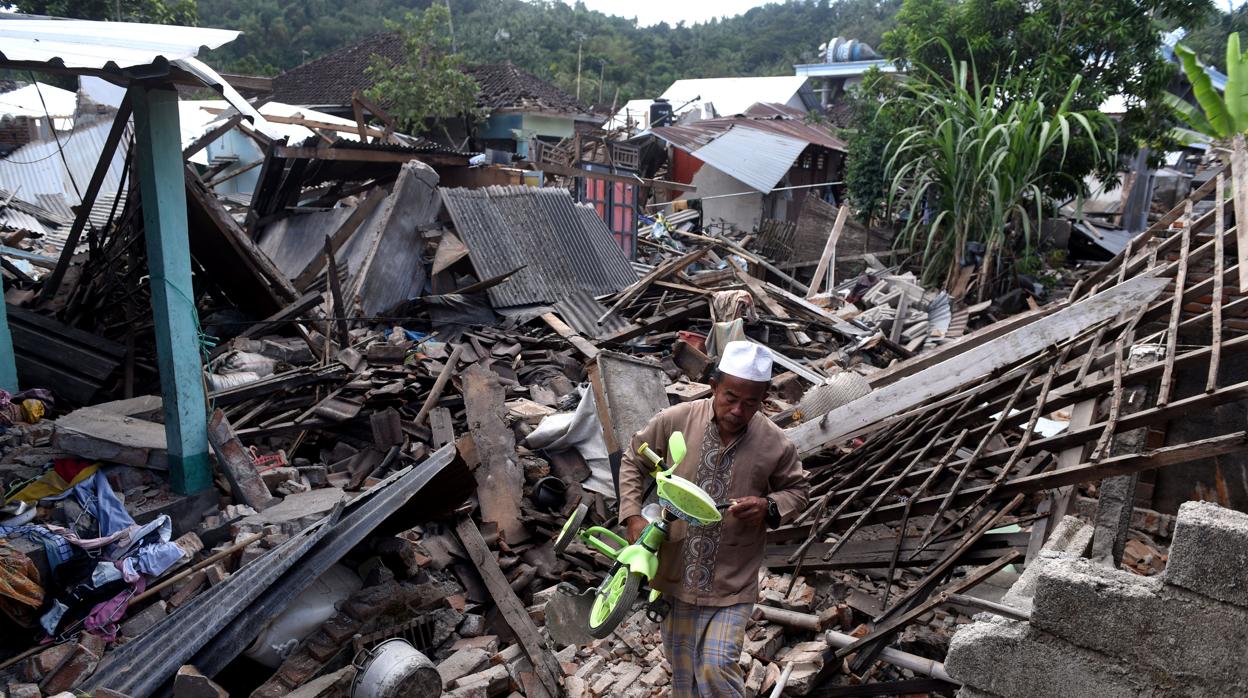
top-left (649, 102), bottom-right (847, 192)
top-left (440, 185), bottom-right (637, 309)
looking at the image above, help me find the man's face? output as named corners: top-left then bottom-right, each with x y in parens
top-left (710, 373), bottom-right (769, 436)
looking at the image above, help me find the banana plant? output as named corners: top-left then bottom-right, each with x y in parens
top-left (1165, 33), bottom-right (1248, 145)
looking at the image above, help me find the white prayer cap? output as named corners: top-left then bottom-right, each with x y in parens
top-left (717, 341), bottom-right (773, 383)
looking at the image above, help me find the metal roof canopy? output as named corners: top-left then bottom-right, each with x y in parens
top-left (652, 122), bottom-right (811, 194)
top-left (0, 14), bottom-right (258, 496)
top-left (0, 15), bottom-right (237, 75)
top-left (0, 15), bottom-right (278, 139)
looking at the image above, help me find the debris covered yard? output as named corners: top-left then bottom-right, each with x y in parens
top-left (0, 11), bottom-right (1247, 698)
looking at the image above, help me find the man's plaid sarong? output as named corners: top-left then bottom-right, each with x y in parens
top-left (662, 599), bottom-right (752, 697)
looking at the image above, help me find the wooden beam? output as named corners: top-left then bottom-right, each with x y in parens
top-left (202, 158), bottom-right (263, 188)
top-left (1233, 135), bottom-right (1248, 293)
top-left (203, 106), bottom-right (386, 140)
top-left (785, 276), bottom-right (1169, 457)
top-left (40, 93), bottom-right (133, 302)
top-left (532, 160), bottom-right (696, 193)
top-left (273, 145), bottom-right (466, 166)
top-left (834, 551), bottom-right (1020, 658)
top-left (807, 204), bottom-right (849, 298)
top-left (413, 345), bottom-right (465, 427)
top-left (462, 364), bottom-right (528, 544)
top-left (183, 113), bottom-right (243, 161)
top-left (541, 312), bottom-right (600, 359)
top-left (323, 235), bottom-right (352, 347)
top-left (867, 302), bottom-right (1063, 389)
top-left (598, 300), bottom-right (709, 344)
top-left (218, 73), bottom-right (273, 93)
top-left (453, 517), bottom-right (562, 698)
top-left (780, 431), bottom-right (1248, 538)
top-left (292, 189), bottom-right (388, 291)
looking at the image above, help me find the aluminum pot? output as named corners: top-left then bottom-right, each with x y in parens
top-left (351, 638), bottom-right (441, 698)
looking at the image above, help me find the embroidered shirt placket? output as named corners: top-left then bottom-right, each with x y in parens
top-left (680, 419), bottom-right (746, 604)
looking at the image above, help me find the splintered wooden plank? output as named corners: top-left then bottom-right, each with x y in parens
top-left (807, 204), bottom-right (849, 298)
top-left (1233, 135), bottom-right (1248, 293)
top-left (1210, 172), bottom-right (1227, 393)
top-left (786, 276), bottom-right (1169, 457)
top-left (429, 407), bottom-right (456, 448)
top-left (462, 363), bottom-right (529, 544)
top-left (206, 409), bottom-right (279, 511)
top-left (1157, 221), bottom-right (1192, 407)
top-left (454, 517), bottom-right (561, 698)
top-left (541, 312), bottom-right (599, 359)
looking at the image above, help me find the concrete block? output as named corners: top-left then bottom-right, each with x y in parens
top-left (437, 648), bottom-right (491, 687)
top-left (121, 599), bottom-right (168, 639)
top-left (1031, 557), bottom-right (1248, 689)
top-left (1002, 515), bottom-right (1093, 612)
top-left (173, 665), bottom-right (229, 698)
top-left (40, 643), bottom-right (99, 695)
top-left (7, 684), bottom-right (40, 698)
top-left (945, 616), bottom-right (1184, 698)
top-left (1165, 500), bottom-right (1248, 608)
top-left (957, 688), bottom-right (1006, 698)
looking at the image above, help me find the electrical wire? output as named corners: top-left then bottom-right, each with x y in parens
top-left (29, 73), bottom-right (83, 201)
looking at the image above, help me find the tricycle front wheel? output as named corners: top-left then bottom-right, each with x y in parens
top-left (588, 566), bottom-right (642, 638)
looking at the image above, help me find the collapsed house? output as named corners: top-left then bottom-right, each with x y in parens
top-left (0, 12), bottom-right (1245, 698)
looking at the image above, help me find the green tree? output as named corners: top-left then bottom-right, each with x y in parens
top-left (883, 46), bottom-right (1116, 287)
top-left (1172, 4), bottom-right (1248, 71)
top-left (365, 4), bottom-right (483, 136)
top-left (1167, 32), bottom-right (1248, 143)
top-left (878, 0), bottom-right (1214, 198)
top-left (842, 67), bottom-right (917, 223)
top-left (14, 0), bottom-right (197, 25)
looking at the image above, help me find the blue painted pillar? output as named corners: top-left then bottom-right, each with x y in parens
top-left (131, 84), bottom-right (211, 494)
top-left (0, 280), bottom-right (17, 393)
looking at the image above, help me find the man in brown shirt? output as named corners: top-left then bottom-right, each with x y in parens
top-left (618, 341), bottom-right (809, 697)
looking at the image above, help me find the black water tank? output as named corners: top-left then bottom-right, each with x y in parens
top-left (649, 98), bottom-right (674, 128)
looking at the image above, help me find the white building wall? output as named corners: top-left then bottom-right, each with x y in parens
top-left (685, 165), bottom-right (762, 233)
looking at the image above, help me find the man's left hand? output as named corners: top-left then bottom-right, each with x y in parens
top-left (728, 496), bottom-right (767, 523)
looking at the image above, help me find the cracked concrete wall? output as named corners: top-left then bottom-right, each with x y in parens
top-left (945, 501), bottom-right (1248, 698)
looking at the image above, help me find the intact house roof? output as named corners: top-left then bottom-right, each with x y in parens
top-left (272, 33), bottom-right (590, 117)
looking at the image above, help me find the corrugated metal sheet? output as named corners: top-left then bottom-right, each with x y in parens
top-left (649, 120), bottom-right (730, 152)
top-left (0, 82), bottom-right (77, 119)
top-left (741, 103), bottom-right (848, 152)
top-left (0, 119), bottom-right (131, 208)
top-left (0, 16), bottom-right (238, 71)
top-left (554, 289), bottom-right (632, 339)
top-left (441, 185), bottom-right (638, 309)
top-left (0, 206), bottom-right (46, 236)
top-left (690, 125), bottom-right (808, 193)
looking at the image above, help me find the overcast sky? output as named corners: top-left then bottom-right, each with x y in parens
top-left (572, 0), bottom-right (1248, 28)
top-left (572, 0), bottom-right (772, 27)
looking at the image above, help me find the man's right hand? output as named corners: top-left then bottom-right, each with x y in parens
top-left (625, 515), bottom-right (648, 543)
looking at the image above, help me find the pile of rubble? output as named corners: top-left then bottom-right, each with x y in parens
top-left (0, 66), bottom-right (1245, 698)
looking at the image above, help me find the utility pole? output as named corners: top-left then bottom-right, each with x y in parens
top-left (446, 0), bottom-right (457, 54)
top-left (598, 61), bottom-right (606, 104)
top-left (576, 37), bottom-right (584, 101)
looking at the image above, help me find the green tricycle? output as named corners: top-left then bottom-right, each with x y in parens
top-left (553, 431), bottom-right (724, 638)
